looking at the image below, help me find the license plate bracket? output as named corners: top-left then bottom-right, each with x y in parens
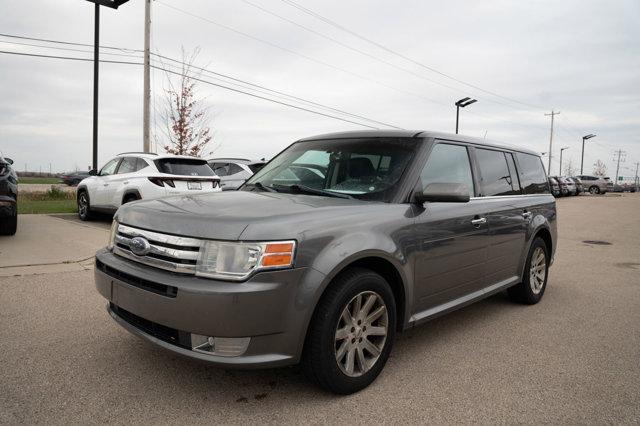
top-left (187, 181), bottom-right (202, 190)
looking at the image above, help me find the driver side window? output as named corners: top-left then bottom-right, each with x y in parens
top-left (421, 143), bottom-right (475, 195)
top-left (99, 158), bottom-right (120, 176)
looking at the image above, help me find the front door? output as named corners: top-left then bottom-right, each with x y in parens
top-left (92, 158), bottom-right (121, 207)
top-left (412, 142), bottom-right (489, 313)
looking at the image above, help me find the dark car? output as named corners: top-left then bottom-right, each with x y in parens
top-left (0, 155), bottom-right (18, 235)
top-left (548, 177), bottom-right (561, 197)
top-left (95, 130), bottom-right (557, 394)
top-left (60, 170), bottom-right (91, 186)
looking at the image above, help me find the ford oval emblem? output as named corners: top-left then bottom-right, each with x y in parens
top-left (129, 236), bottom-right (151, 256)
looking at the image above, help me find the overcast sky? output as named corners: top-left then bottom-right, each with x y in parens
top-left (1, 0), bottom-right (638, 178)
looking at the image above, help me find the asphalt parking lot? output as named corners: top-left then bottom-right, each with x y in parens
top-left (1, 194), bottom-right (639, 424)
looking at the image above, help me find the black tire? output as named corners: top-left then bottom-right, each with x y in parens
top-left (508, 237), bottom-right (549, 305)
top-left (302, 267), bottom-right (397, 395)
top-left (0, 210), bottom-right (17, 236)
top-left (589, 186), bottom-right (599, 195)
top-left (77, 190), bottom-right (93, 221)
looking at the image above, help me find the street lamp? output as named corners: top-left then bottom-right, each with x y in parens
top-left (455, 97), bottom-right (477, 134)
top-left (580, 134), bottom-right (596, 174)
top-left (85, 0), bottom-right (131, 172)
top-left (559, 147), bottom-right (569, 176)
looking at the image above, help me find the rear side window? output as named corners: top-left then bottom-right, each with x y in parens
top-left (475, 149), bottom-right (519, 196)
top-left (155, 158), bottom-right (215, 176)
top-left (248, 163), bottom-right (265, 173)
top-left (209, 162), bottom-right (229, 176)
top-left (421, 143), bottom-right (475, 196)
top-left (515, 153), bottom-right (549, 194)
top-left (228, 163), bottom-right (244, 175)
top-left (136, 158), bottom-right (149, 171)
top-left (117, 157), bottom-right (137, 174)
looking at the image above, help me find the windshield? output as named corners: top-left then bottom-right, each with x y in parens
top-left (244, 137), bottom-right (419, 202)
top-left (154, 158), bottom-right (215, 176)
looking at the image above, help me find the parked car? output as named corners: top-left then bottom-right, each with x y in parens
top-left (60, 170), bottom-right (91, 186)
top-left (207, 158), bottom-right (267, 191)
top-left (576, 175), bottom-right (610, 194)
top-left (569, 177), bottom-right (583, 194)
top-left (548, 177), bottom-right (561, 197)
top-left (76, 152), bottom-right (221, 220)
top-left (550, 176), bottom-right (574, 196)
top-left (95, 130), bottom-right (557, 394)
top-left (0, 155), bottom-right (18, 235)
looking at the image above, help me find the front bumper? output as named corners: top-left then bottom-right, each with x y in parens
top-left (95, 249), bottom-right (323, 368)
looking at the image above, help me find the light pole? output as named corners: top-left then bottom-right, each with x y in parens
top-left (559, 147), bottom-right (569, 176)
top-left (455, 97), bottom-right (477, 134)
top-left (85, 0), bottom-right (131, 172)
top-left (580, 134), bottom-right (596, 174)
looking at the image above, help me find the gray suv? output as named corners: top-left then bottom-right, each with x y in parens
top-left (95, 131), bottom-right (556, 394)
top-left (576, 175), bottom-right (611, 194)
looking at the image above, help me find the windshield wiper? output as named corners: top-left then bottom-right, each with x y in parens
top-left (246, 181), bottom-right (277, 193)
top-left (271, 184), bottom-right (353, 199)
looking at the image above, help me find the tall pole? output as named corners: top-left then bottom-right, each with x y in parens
top-left (142, 0), bottom-right (151, 153)
top-left (613, 149), bottom-right (626, 186)
top-left (544, 111), bottom-right (560, 174)
top-left (559, 147), bottom-right (569, 176)
top-left (455, 105), bottom-right (460, 134)
top-left (634, 162), bottom-right (639, 191)
top-left (581, 137), bottom-right (586, 174)
top-left (92, 3), bottom-right (100, 171)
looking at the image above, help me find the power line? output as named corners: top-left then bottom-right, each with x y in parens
top-left (0, 48), bottom-right (396, 130)
top-left (0, 32), bottom-right (142, 53)
top-left (279, 0), bottom-right (545, 111)
top-left (0, 39), bottom-right (143, 59)
top-left (154, 0), bottom-right (450, 109)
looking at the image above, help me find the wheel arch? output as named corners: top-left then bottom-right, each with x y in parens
top-left (121, 189), bottom-right (141, 204)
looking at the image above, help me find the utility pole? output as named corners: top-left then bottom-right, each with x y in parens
top-left (559, 147), bottom-right (569, 175)
top-left (634, 162), bottom-right (639, 191)
top-left (544, 111), bottom-right (560, 173)
top-left (142, 0), bottom-right (151, 153)
top-left (92, 3), bottom-right (100, 172)
top-left (613, 149), bottom-right (626, 186)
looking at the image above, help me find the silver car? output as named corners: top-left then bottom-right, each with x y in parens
top-left (576, 175), bottom-right (611, 194)
top-left (207, 158), bottom-right (266, 191)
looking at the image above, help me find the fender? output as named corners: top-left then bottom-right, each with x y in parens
top-left (121, 188), bottom-right (142, 204)
top-left (516, 215), bottom-right (554, 280)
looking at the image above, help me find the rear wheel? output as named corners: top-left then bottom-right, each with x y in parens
top-left (0, 209), bottom-right (17, 236)
top-left (508, 238), bottom-right (549, 304)
top-left (302, 268), bottom-right (396, 394)
top-left (589, 186), bottom-right (600, 195)
top-left (77, 190), bottom-right (92, 221)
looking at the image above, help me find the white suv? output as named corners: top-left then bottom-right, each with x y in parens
top-left (76, 152), bottom-right (221, 220)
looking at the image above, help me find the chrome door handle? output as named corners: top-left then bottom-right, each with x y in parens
top-left (522, 211), bottom-right (532, 219)
top-left (103, 183), bottom-right (109, 187)
top-left (123, 181), bottom-right (129, 184)
top-left (471, 217), bottom-right (487, 226)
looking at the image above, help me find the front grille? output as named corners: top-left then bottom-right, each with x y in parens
top-left (96, 258), bottom-right (177, 298)
top-left (113, 224), bottom-right (202, 274)
top-left (110, 303), bottom-right (191, 349)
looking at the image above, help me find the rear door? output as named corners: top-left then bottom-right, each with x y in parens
top-left (412, 142), bottom-right (490, 312)
top-left (473, 148), bottom-right (528, 286)
top-left (107, 157), bottom-right (138, 206)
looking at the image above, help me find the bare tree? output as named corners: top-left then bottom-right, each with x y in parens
top-left (159, 47), bottom-right (215, 157)
top-left (593, 160), bottom-right (607, 176)
top-left (563, 159), bottom-right (577, 177)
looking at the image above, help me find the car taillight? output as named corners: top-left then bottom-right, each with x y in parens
top-left (148, 177), bottom-right (164, 187)
top-left (212, 180), bottom-right (219, 189)
top-left (164, 180), bottom-right (175, 188)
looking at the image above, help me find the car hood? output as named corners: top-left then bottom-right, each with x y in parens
top-left (115, 190), bottom-right (384, 240)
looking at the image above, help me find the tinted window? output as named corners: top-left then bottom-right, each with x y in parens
top-left (155, 158), bottom-right (215, 176)
top-left (228, 163), bottom-right (244, 175)
top-left (504, 152), bottom-right (521, 193)
top-left (475, 149), bottom-right (518, 196)
top-left (136, 158), bottom-right (149, 171)
top-left (117, 157), bottom-right (137, 174)
top-left (245, 137), bottom-right (418, 202)
top-left (247, 163), bottom-right (265, 173)
top-left (209, 162), bottom-right (229, 176)
top-left (420, 143), bottom-right (474, 195)
top-left (515, 152), bottom-right (549, 194)
top-left (99, 158), bottom-right (120, 176)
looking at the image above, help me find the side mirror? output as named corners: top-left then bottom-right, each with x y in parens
top-left (4, 157), bottom-right (13, 165)
top-left (89, 169), bottom-right (97, 176)
top-left (414, 183), bottom-right (470, 204)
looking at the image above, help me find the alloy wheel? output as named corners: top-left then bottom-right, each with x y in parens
top-left (529, 247), bottom-right (546, 294)
top-left (334, 291), bottom-right (388, 377)
top-left (78, 194), bottom-right (88, 217)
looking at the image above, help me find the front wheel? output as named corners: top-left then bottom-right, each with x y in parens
top-left (302, 268), bottom-right (396, 394)
top-left (508, 238), bottom-right (549, 304)
top-left (77, 191), bottom-right (92, 221)
top-left (589, 186), bottom-right (600, 195)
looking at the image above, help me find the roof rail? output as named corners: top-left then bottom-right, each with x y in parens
top-left (116, 152), bottom-right (158, 156)
top-left (209, 157), bottom-right (252, 162)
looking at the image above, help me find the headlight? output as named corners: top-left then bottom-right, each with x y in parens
top-left (107, 220), bottom-right (118, 251)
top-left (196, 240), bottom-right (296, 281)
